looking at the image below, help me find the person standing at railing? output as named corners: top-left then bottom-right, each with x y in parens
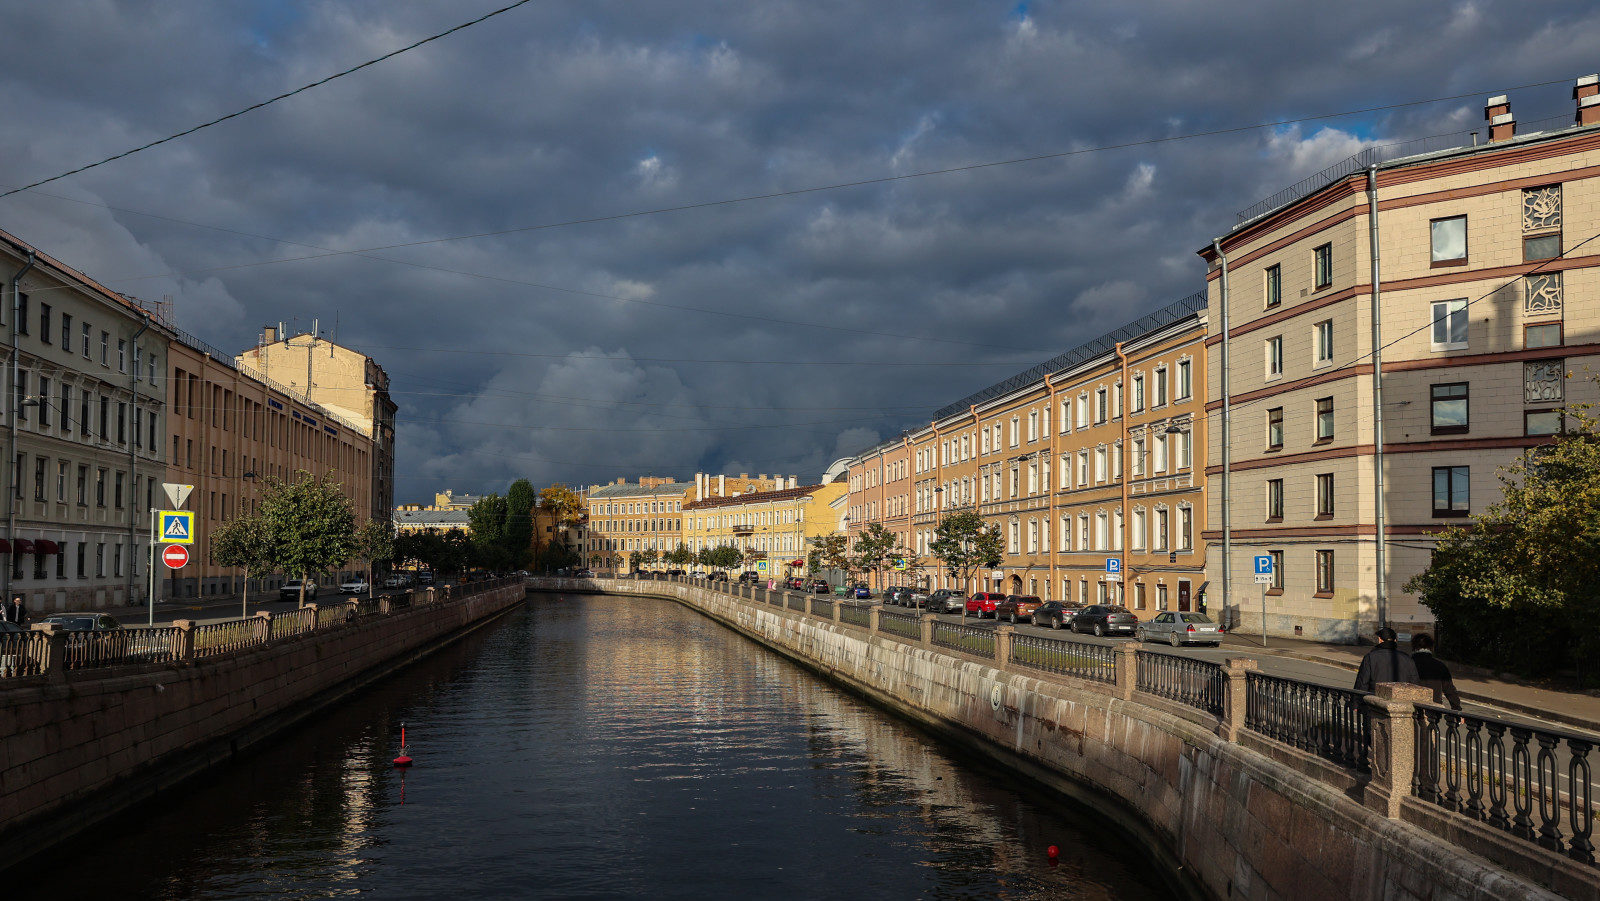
top-left (1408, 633), bottom-right (1462, 710)
top-left (3, 595), bottom-right (25, 627)
top-left (1353, 627), bottom-right (1419, 693)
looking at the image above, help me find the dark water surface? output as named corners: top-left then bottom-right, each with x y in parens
top-left (27, 594), bottom-right (1178, 899)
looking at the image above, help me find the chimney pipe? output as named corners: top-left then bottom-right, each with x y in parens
top-left (1485, 94), bottom-right (1515, 142)
top-left (718, 475), bottom-right (726, 495)
top-left (1577, 74), bottom-right (1600, 127)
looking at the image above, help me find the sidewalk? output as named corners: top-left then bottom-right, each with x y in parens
top-left (1217, 630), bottom-right (1600, 735)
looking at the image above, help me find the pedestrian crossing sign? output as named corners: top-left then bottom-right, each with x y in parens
top-left (159, 510), bottom-right (195, 544)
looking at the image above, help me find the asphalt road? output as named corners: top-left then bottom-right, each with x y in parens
top-left (108, 585), bottom-right (426, 627)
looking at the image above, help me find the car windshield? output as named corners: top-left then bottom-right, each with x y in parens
top-left (50, 616), bottom-right (96, 629)
top-left (1179, 613), bottom-right (1213, 624)
top-left (1107, 607), bottom-right (1131, 614)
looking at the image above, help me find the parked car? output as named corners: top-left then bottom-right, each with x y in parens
top-left (1137, 611), bottom-right (1223, 646)
top-left (382, 575), bottom-right (410, 589)
top-left (851, 583), bottom-right (873, 600)
top-left (783, 576), bottom-right (804, 590)
top-left (994, 595), bottom-right (1044, 623)
top-left (1071, 605), bottom-right (1138, 637)
top-left (883, 586), bottom-right (911, 606)
top-left (416, 570), bottom-right (436, 585)
top-left (665, 569), bottom-right (687, 577)
top-left (707, 572), bottom-right (729, 582)
top-left (965, 592), bottom-right (1007, 618)
top-left (905, 588), bottom-right (931, 608)
top-left (929, 589), bottom-right (968, 614)
top-left (40, 613), bottom-right (122, 631)
top-left (280, 580), bottom-right (319, 601)
top-left (810, 579), bottom-right (831, 594)
top-left (340, 578), bottom-right (370, 594)
top-left (1032, 601), bottom-right (1083, 630)
top-left (572, 568), bottom-right (594, 578)
top-left (737, 571), bottom-right (763, 584)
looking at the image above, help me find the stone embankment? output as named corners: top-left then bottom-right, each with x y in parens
top-left (0, 579), bottom-right (526, 872)
top-left (535, 577), bottom-right (1595, 901)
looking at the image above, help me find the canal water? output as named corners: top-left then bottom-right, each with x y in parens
top-left (26, 593), bottom-right (1178, 899)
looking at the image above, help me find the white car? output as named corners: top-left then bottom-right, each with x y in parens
top-left (1137, 611), bottom-right (1223, 646)
top-left (340, 579), bottom-right (370, 594)
top-left (382, 575), bottom-right (410, 589)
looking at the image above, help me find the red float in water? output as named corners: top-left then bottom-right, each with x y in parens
top-left (393, 724), bottom-right (414, 768)
top-left (1046, 845), bottom-right (1059, 859)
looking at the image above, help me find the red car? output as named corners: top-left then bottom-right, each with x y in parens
top-left (965, 592), bottom-right (1007, 618)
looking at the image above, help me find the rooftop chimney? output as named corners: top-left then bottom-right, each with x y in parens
top-left (1577, 74), bottom-right (1600, 127)
top-left (263, 325), bottom-right (277, 344)
top-left (1485, 94), bottom-right (1515, 142)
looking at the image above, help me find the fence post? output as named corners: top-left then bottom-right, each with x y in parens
top-left (803, 596), bottom-right (814, 617)
top-left (994, 624), bottom-right (1015, 666)
top-left (32, 623), bottom-right (67, 681)
top-left (868, 606), bottom-right (881, 633)
top-left (172, 619), bottom-right (196, 662)
top-left (305, 603), bottom-right (319, 630)
top-left (832, 599), bottom-right (842, 624)
top-left (255, 611), bottom-right (273, 645)
top-left (1219, 657), bottom-right (1258, 741)
top-left (1115, 642), bottom-right (1140, 700)
top-left (1363, 683), bottom-right (1433, 819)
top-left (920, 613), bottom-right (938, 646)
top-left (379, 596), bottom-right (393, 615)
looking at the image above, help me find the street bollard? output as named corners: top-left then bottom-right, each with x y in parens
top-left (1219, 658), bottom-right (1258, 741)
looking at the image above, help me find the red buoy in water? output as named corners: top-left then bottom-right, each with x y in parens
top-left (393, 724), bottom-right (414, 768)
top-left (1046, 845), bottom-right (1059, 859)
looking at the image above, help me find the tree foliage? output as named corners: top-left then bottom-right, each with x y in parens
top-left (258, 470), bottom-right (356, 605)
top-left (930, 510), bottom-right (1003, 594)
top-left (504, 479), bottom-right (536, 567)
top-left (1406, 390), bottom-right (1600, 681)
top-left (354, 519), bottom-right (395, 597)
top-left (210, 513), bottom-right (276, 614)
top-left (852, 523), bottom-right (906, 586)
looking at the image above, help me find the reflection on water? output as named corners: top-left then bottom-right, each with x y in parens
top-left (23, 594), bottom-right (1176, 900)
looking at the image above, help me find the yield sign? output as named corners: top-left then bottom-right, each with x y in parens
top-left (162, 545), bottom-right (190, 569)
top-left (162, 482), bottom-right (194, 509)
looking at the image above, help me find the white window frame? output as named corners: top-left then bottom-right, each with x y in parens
top-left (1430, 299), bottom-right (1469, 352)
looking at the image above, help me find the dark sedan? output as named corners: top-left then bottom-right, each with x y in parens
top-left (1070, 605), bottom-right (1139, 637)
top-left (1032, 601), bottom-right (1083, 630)
top-left (810, 579), bottom-right (831, 594)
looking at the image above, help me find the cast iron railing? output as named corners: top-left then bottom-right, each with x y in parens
top-left (193, 619), bottom-right (263, 659)
top-left (839, 604), bottom-right (871, 628)
top-left (1137, 651), bottom-right (1225, 716)
top-left (811, 598), bottom-right (833, 620)
top-left (64, 627), bottom-right (179, 669)
top-left (877, 609), bottom-right (920, 641)
top-left (931, 620), bottom-right (995, 659)
top-left (1010, 633), bottom-right (1116, 684)
top-left (1245, 672), bottom-right (1370, 773)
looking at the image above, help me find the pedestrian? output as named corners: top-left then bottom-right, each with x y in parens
top-left (1353, 627), bottom-right (1419, 693)
top-left (5, 594), bottom-right (25, 627)
top-left (1410, 633), bottom-right (1462, 710)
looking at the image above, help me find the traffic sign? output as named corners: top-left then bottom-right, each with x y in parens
top-left (1254, 554), bottom-right (1274, 585)
top-left (162, 545), bottom-right (189, 569)
top-left (159, 510), bottom-right (195, 544)
top-left (756, 560), bottom-right (767, 571)
top-left (162, 482), bottom-right (193, 509)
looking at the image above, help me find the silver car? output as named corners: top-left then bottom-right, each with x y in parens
top-left (1137, 611), bottom-right (1222, 647)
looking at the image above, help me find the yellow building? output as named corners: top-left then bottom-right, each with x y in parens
top-left (682, 482), bottom-right (847, 576)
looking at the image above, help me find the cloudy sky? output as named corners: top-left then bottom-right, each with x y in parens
top-left (0, 1), bottom-right (1596, 501)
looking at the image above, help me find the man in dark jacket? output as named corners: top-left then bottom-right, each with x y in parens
top-left (1353, 627), bottom-right (1419, 692)
top-left (3, 595), bottom-right (23, 627)
top-left (1410, 633), bottom-right (1462, 710)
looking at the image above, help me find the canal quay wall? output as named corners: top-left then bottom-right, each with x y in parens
top-left (0, 579), bottom-right (527, 872)
top-left (531, 577), bottom-right (1593, 901)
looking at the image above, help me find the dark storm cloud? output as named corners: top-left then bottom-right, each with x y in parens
top-left (0, 0), bottom-right (1595, 500)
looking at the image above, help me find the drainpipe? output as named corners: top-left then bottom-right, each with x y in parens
top-left (1210, 238), bottom-right (1231, 633)
top-left (1045, 376), bottom-right (1057, 599)
top-left (4, 251), bottom-right (36, 603)
top-left (1367, 166), bottom-right (1389, 631)
top-left (128, 314), bottom-right (150, 607)
top-left (1114, 343), bottom-right (1130, 606)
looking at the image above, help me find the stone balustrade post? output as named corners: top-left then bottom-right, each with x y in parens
top-left (172, 619), bottom-right (196, 661)
top-left (1363, 683), bottom-right (1433, 819)
top-left (831, 598), bottom-right (842, 624)
top-left (305, 603), bottom-right (319, 629)
top-left (31, 623), bottom-right (67, 681)
top-left (803, 596), bottom-right (814, 617)
top-left (920, 613), bottom-right (939, 646)
top-left (868, 605), bottom-right (881, 633)
top-left (379, 596), bottom-right (393, 615)
top-left (255, 610), bottom-right (273, 644)
top-left (345, 598), bottom-right (360, 621)
top-left (1219, 657), bottom-right (1258, 741)
top-left (1114, 642), bottom-right (1140, 700)
top-left (994, 624), bottom-right (1016, 666)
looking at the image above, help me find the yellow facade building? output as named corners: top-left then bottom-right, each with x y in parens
top-left (682, 482), bottom-right (847, 576)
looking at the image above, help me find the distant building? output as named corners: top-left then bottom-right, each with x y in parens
top-left (682, 482), bottom-right (847, 575)
top-left (583, 472), bottom-right (798, 570)
top-left (394, 508), bottom-right (471, 535)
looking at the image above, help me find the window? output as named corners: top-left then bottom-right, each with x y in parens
top-left (1432, 466), bottom-right (1470, 517)
top-left (60, 313), bottom-right (70, 349)
top-left (1178, 507), bottom-right (1192, 550)
top-left (76, 465), bottom-right (87, 505)
top-left (1132, 375), bottom-right (1144, 412)
top-left (1316, 550), bottom-right (1334, 595)
top-left (1176, 360), bottom-right (1192, 399)
top-left (1267, 407), bottom-right (1284, 449)
top-left (1525, 410), bottom-right (1562, 436)
top-left (100, 331), bottom-right (109, 366)
top-left (1430, 299), bottom-right (1468, 351)
top-left (1525, 233), bottom-right (1561, 261)
top-left (1431, 216), bottom-right (1467, 264)
top-left (1316, 473), bottom-right (1334, 517)
top-left (1155, 508), bottom-right (1169, 551)
top-left (1132, 509), bottom-right (1146, 550)
top-left (1095, 389), bottom-right (1107, 423)
top-left (1266, 336), bottom-right (1283, 378)
top-left (1429, 383), bottom-right (1469, 434)
top-left (81, 322), bottom-right (90, 357)
top-left (36, 377), bottom-right (49, 427)
top-left (1266, 479), bottom-right (1284, 520)
top-left (1154, 367), bottom-right (1168, 406)
top-left (39, 303), bottom-right (51, 344)
top-left (114, 471), bottom-right (124, 508)
top-left (32, 457), bottom-right (45, 501)
top-left (55, 461), bottom-right (66, 502)
top-left (1315, 397), bottom-right (1334, 441)
top-left (1131, 439), bottom-right (1144, 476)
top-left (1525, 322), bottom-right (1562, 349)
top-left (1313, 319), bottom-right (1333, 365)
top-left (117, 339), bottom-right (127, 372)
top-left (1313, 243), bottom-right (1332, 289)
top-left (14, 293), bottom-right (27, 335)
top-left (95, 468), bottom-right (106, 507)
top-left (1265, 264), bottom-right (1282, 308)
top-left (1269, 550), bottom-right (1285, 590)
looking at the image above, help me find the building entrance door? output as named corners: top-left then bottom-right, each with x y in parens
top-left (1177, 580), bottom-right (1191, 612)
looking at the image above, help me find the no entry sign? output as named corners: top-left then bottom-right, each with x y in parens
top-left (162, 544), bottom-right (190, 569)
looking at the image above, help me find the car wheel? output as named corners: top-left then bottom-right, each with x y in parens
top-left (1093, 623), bottom-right (1105, 637)
top-left (1136, 628), bottom-right (1146, 642)
top-left (1050, 616), bottom-right (1061, 630)
top-left (1008, 612), bottom-right (1017, 624)
top-left (1170, 632), bottom-right (1181, 648)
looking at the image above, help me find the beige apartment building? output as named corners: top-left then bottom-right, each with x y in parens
top-left (1201, 77), bottom-right (1600, 641)
top-left (237, 326), bottom-right (396, 524)
top-left (167, 333), bottom-right (376, 600)
top-left (682, 481), bottom-right (847, 576)
top-left (584, 473), bottom-right (792, 570)
top-left (849, 294), bottom-right (1209, 610)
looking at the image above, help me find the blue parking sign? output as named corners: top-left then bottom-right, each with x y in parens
top-left (1254, 555), bottom-right (1273, 575)
top-left (1105, 557), bottom-right (1121, 574)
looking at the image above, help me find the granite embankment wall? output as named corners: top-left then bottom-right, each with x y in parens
top-left (547, 578), bottom-right (1588, 901)
top-left (0, 582), bottom-right (526, 871)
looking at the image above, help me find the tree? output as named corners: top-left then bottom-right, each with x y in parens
top-left (1407, 392), bottom-right (1600, 681)
top-left (696, 547), bottom-right (716, 571)
top-left (210, 514), bottom-right (276, 617)
top-left (505, 479), bottom-right (536, 568)
top-left (664, 545), bottom-right (692, 567)
top-left (468, 494), bottom-right (512, 570)
top-left (811, 533), bottom-right (850, 580)
top-left (628, 550), bottom-right (644, 571)
top-left (930, 510), bottom-right (1003, 595)
top-left (539, 484), bottom-right (587, 527)
top-left (259, 470), bottom-right (357, 607)
top-left (709, 545), bottom-right (742, 573)
top-left (354, 519), bottom-right (395, 599)
top-left (853, 523), bottom-right (905, 590)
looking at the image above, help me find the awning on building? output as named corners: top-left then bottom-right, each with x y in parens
top-left (0, 539), bottom-right (11, 554)
top-left (13, 539), bottom-right (35, 554)
top-left (34, 539), bottom-right (60, 555)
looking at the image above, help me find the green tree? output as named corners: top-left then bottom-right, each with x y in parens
top-left (259, 470), bottom-right (357, 606)
top-left (929, 510), bottom-right (1004, 595)
top-left (628, 550), bottom-right (644, 571)
top-left (696, 547), bottom-right (716, 572)
top-left (663, 546), bottom-right (692, 567)
top-left (852, 523), bottom-right (905, 590)
top-left (709, 545), bottom-right (742, 573)
top-left (468, 494), bottom-right (510, 570)
top-left (810, 533), bottom-right (849, 581)
top-left (209, 513), bottom-right (276, 617)
top-left (1407, 392), bottom-right (1600, 681)
top-left (354, 519), bottom-right (395, 599)
top-left (505, 479), bottom-right (537, 567)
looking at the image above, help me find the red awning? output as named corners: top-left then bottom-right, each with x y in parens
top-left (13, 539), bottom-right (35, 555)
top-left (0, 539), bottom-right (10, 554)
top-left (34, 539), bottom-right (60, 555)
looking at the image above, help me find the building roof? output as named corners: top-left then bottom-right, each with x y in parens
top-left (588, 481), bottom-right (689, 500)
top-left (394, 509), bottom-right (471, 527)
top-left (683, 484), bottom-right (826, 511)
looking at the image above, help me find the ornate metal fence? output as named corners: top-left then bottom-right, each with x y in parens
top-left (315, 604), bottom-right (351, 629)
top-left (1009, 634), bottom-right (1116, 683)
top-left (839, 604), bottom-right (871, 628)
top-left (193, 619), bottom-right (263, 659)
top-left (811, 598), bottom-right (834, 620)
top-left (1245, 672), bottom-right (1370, 773)
top-left (270, 608), bottom-right (317, 639)
top-left (64, 627), bottom-right (180, 670)
top-left (1414, 704), bottom-right (1596, 867)
top-left (786, 594), bottom-right (806, 612)
top-left (931, 621), bottom-right (995, 659)
top-left (0, 630), bottom-right (48, 678)
top-left (877, 609), bottom-right (920, 641)
top-left (1137, 651), bottom-right (1225, 716)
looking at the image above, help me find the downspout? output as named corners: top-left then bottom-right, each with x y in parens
top-left (1114, 343), bottom-right (1130, 605)
top-left (1367, 166), bottom-right (1388, 631)
top-left (4, 251), bottom-right (36, 604)
top-left (128, 314), bottom-right (150, 607)
top-left (1210, 238), bottom-right (1232, 632)
top-left (1046, 376), bottom-right (1057, 599)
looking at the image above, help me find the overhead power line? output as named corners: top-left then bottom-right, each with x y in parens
top-left (0, 0), bottom-right (539, 199)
